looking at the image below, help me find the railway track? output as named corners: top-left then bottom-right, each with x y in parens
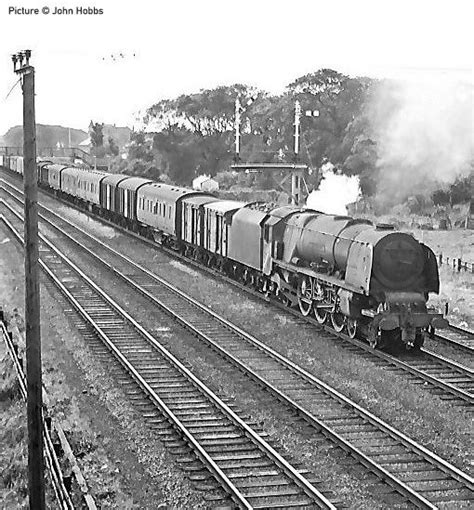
top-left (2, 186), bottom-right (473, 508)
top-left (1, 180), bottom-right (473, 405)
top-left (0, 211), bottom-right (337, 509)
top-left (434, 325), bottom-right (474, 354)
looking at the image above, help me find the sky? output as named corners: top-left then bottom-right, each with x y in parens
top-left (0, 0), bottom-right (472, 136)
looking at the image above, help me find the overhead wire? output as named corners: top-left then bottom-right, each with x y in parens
top-left (4, 78), bottom-right (22, 101)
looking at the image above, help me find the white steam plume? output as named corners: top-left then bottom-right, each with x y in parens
top-left (369, 76), bottom-right (473, 206)
top-left (306, 162), bottom-right (361, 215)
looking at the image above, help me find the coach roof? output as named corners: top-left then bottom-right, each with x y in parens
top-left (203, 200), bottom-right (247, 214)
top-left (138, 182), bottom-right (196, 202)
top-left (101, 173), bottom-right (132, 187)
top-left (117, 176), bottom-right (153, 191)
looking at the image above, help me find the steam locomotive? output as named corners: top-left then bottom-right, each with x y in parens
top-left (1, 155), bottom-right (447, 350)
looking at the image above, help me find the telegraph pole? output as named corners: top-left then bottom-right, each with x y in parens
top-left (12, 50), bottom-right (45, 510)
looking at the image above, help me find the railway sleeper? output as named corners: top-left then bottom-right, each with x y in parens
top-left (246, 494), bottom-right (315, 508)
top-left (387, 461), bottom-right (438, 472)
top-left (186, 425), bottom-right (242, 435)
top-left (199, 437), bottom-right (251, 447)
top-left (415, 489), bottom-right (474, 502)
top-left (409, 479), bottom-right (466, 491)
top-left (397, 470), bottom-right (464, 482)
top-left (212, 452), bottom-right (266, 462)
top-left (179, 416), bottom-right (228, 425)
top-left (233, 475), bottom-right (304, 488)
top-left (203, 445), bottom-right (264, 455)
top-left (216, 458), bottom-right (275, 470)
top-left (353, 445), bottom-right (409, 456)
top-left (243, 486), bottom-right (309, 498)
top-left (340, 430), bottom-right (388, 439)
top-left (372, 453), bottom-right (422, 463)
top-left (329, 423), bottom-right (376, 432)
top-left (350, 438), bottom-right (402, 449)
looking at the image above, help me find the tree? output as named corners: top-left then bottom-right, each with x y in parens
top-left (286, 69), bottom-right (372, 169)
top-left (449, 175), bottom-right (473, 204)
top-left (107, 136), bottom-right (119, 156)
top-left (89, 122), bottom-right (104, 147)
top-left (128, 131), bottom-right (154, 161)
top-left (432, 189), bottom-right (451, 206)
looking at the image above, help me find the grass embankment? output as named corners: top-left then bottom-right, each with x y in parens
top-left (0, 344), bottom-right (30, 508)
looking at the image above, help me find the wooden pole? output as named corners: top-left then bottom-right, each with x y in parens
top-left (16, 51), bottom-right (46, 510)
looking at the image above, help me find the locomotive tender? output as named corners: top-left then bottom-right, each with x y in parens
top-left (2, 155), bottom-right (447, 350)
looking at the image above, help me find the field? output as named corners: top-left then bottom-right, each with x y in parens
top-left (407, 228), bottom-right (474, 329)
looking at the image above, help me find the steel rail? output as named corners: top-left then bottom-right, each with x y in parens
top-left (434, 325), bottom-right (474, 355)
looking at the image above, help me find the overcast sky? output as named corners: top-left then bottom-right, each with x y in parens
top-left (1, 0), bottom-right (472, 135)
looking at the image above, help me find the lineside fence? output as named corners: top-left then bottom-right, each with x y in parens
top-left (437, 254), bottom-right (474, 273)
top-left (0, 309), bottom-right (97, 510)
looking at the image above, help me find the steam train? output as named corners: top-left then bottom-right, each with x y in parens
top-left (1, 154), bottom-right (447, 350)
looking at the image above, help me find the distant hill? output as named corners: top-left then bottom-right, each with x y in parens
top-left (2, 124), bottom-right (88, 151)
top-left (1, 123), bottom-right (132, 153)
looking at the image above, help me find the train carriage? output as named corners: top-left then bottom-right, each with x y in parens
top-left (117, 177), bottom-right (153, 222)
top-left (180, 195), bottom-right (218, 247)
top-left (99, 174), bottom-right (132, 214)
top-left (9, 156), bottom-right (24, 174)
top-left (227, 205), bottom-right (268, 271)
top-left (75, 168), bottom-right (108, 205)
top-left (16, 157), bottom-right (24, 175)
top-left (37, 161), bottom-right (53, 186)
top-left (61, 166), bottom-right (79, 197)
top-left (202, 200), bottom-right (246, 258)
top-left (137, 183), bottom-right (189, 238)
top-left (48, 164), bottom-right (68, 191)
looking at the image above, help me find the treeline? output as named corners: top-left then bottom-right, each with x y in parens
top-left (105, 68), bottom-right (472, 206)
top-left (105, 69), bottom-right (378, 194)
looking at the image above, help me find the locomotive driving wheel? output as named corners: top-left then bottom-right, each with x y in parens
top-left (297, 277), bottom-right (313, 317)
top-left (331, 310), bottom-right (346, 333)
top-left (346, 318), bottom-right (358, 339)
top-left (314, 305), bottom-right (328, 324)
top-left (313, 282), bottom-right (327, 323)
